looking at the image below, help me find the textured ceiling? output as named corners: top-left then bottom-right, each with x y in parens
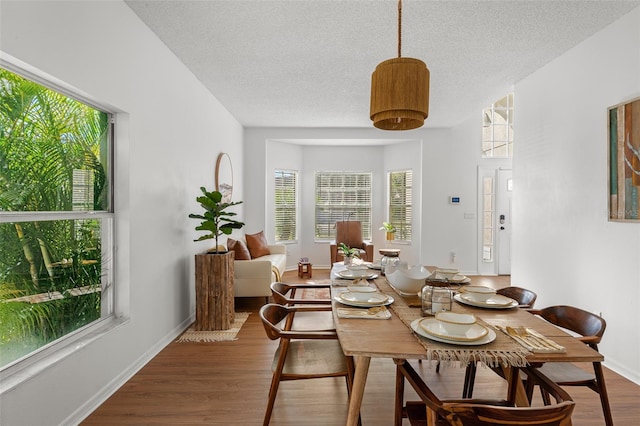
top-left (126, 0), bottom-right (640, 129)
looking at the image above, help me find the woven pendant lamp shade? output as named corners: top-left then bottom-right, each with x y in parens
top-left (370, 57), bottom-right (430, 130)
top-left (370, 0), bottom-right (430, 131)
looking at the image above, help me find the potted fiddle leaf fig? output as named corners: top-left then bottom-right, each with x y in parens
top-left (189, 187), bottom-right (245, 253)
top-left (188, 186), bottom-right (244, 331)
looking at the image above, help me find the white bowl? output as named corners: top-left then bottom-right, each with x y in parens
top-left (435, 312), bottom-right (476, 336)
top-left (386, 265), bottom-right (430, 295)
top-left (436, 268), bottom-right (459, 280)
top-left (462, 285), bottom-right (496, 302)
top-left (345, 265), bottom-right (370, 277)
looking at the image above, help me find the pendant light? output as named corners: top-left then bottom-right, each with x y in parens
top-left (370, 0), bottom-right (430, 131)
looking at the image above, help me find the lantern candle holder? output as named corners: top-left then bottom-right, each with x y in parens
top-left (421, 279), bottom-right (453, 316)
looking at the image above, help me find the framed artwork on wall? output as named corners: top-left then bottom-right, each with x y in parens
top-left (608, 96), bottom-right (640, 221)
top-left (215, 152), bottom-right (233, 203)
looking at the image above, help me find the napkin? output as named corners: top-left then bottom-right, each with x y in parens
top-left (337, 306), bottom-right (392, 320)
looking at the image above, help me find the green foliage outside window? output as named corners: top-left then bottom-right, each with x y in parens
top-left (0, 68), bottom-right (109, 367)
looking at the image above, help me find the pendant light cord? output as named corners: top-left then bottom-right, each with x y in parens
top-left (397, 0), bottom-right (402, 58)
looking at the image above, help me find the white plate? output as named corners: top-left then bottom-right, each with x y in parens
top-left (340, 292), bottom-right (389, 304)
top-left (450, 274), bottom-right (471, 283)
top-left (334, 294), bottom-right (394, 308)
top-left (347, 285), bottom-right (377, 293)
top-left (419, 318), bottom-right (489, 342)
top-left (411, 318), bottom-right (496, 345)
top-left (454, 293), bottom-right (518, 309)
top-left (337, 270), bottom-right (378, 280)
top-left (460, 292), bottom-right (513, 306)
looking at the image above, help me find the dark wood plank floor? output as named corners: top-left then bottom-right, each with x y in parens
top-left (82, 270), bottom-right (639, 425)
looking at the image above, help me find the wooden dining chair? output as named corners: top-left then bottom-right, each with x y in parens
top-left (269, 282), bottom-right (334, 331)
top-left (460, 286), bottom-right (538, 398)
top-left (526, 305), bottom-right (612, 426)
top-left (496, 286), bottom-right (538, 309)
top-left (395, 359), bottom-right (575, 426)
top-left (259, 304), bottom-right (356, 426)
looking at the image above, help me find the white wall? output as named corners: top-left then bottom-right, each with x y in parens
top-left (0, 2), bottom-right (244, 425)
top-left (245, 127), bottom-right (504, 275)
top-left (382, 140), bottom-right (423, 267)
top-left (513, 7), bottom-right (640, 382)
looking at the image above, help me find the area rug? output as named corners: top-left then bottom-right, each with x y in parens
top-left (176, 312), bottom-right (250, 342)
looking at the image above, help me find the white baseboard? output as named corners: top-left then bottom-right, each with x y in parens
top-left (603, 357), bottom-right (640, 386)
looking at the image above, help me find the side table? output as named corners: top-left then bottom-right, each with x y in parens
top-left (298, 262), bottom-right (313, 278)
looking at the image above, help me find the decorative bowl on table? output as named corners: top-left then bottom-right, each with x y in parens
top-left (345, 264), bottom-right (371, 278)
top-left (386, 264), bottom-right (430, 295)
top-left (435, 268), bottom-right (459, 280)
top-left (434, 312), bottom-right (476, 336)
top-left (460, 285), bottom-right (496, 302)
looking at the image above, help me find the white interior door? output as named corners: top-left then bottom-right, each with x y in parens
top-left (497, 169), bottom-right (512, 275)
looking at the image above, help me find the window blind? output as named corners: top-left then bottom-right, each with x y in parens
top-left (389, 170), bottom-right (413, 242)
top-left (274, 170), bottom-right (297, 242)
top-left (315, 172), bottom-right (372, 240)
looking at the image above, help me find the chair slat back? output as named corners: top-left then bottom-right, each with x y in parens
top-left (335, 221), bottom-right (364, 248)
top-left (270, 282), bottom-right (292, 305)
top-left (259, 304), bottom-right (290, 340)
top-left (443, 401), bottom-right (575, 426)
top-left (496, 286), bottom-right (537, 308)
top-left (538, 305), bottom-right (606, 344)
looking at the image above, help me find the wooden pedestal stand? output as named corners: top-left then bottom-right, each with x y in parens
top-left (195, 251), bottom-right (235, 330)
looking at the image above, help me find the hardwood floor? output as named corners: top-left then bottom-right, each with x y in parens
top-left (82, 270), bottom-right (639, 425)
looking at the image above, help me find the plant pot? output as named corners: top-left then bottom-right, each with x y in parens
top-left (194, 251), bottom-right (235, 330)
top-left (343, 255), bottom-right (353, 266)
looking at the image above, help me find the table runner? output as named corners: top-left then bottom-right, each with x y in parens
top-left (375, 277), bottom-right (530, 368)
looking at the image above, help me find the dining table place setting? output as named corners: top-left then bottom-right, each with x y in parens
top-left (454, 285), bottom-right (519, 309)
top-left (375, 276), bottom-right (530, 368)
top-left (427, 267), bottom-right (471, 284)
top-left (331, 263), bottom-right (394, 319)
top-left (410, 311), bottom-right (499, 352)
top-left (331, 262), bottom-right (378, 285)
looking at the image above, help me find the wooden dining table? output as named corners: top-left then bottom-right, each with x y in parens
top-left (330, 267), bottom-right (604, 426)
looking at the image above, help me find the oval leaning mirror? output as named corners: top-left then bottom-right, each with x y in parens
top-left (215, 152), bottom-right (233, 203)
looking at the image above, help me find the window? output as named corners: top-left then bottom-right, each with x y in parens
top-left (0, 67), bottom-right (114, 369)
top-left (482, 176), bottom-right (494, 262)
top-left (482, 93), bottom-right (514, 158)
top-left (388, 170), bottom-right (412, 242)
top-left (274, 170), bottom-right (297, 242)
top-left (315, 172), bottom-right (372, 240)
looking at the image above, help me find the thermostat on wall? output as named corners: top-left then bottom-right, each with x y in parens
top-left (449, 196), bottom-right (460, 204)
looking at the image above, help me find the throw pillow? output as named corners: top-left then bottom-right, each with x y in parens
top-left (245, 231), bottom-right (271, 258)
top-left (227, 238), bottom-right (251, 260)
